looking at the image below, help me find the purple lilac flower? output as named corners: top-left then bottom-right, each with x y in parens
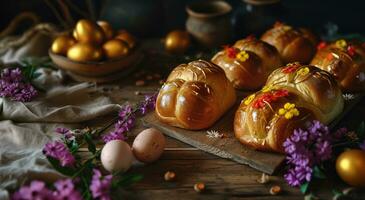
top-left (102, 94), bottom-right (157, 143)
top-left (119, 104), bottom-right (133, 119)
top-left (139, 94), bottom-right (157, 115)
top-left (0, 68), bottom-right (37, 102)
top-left (43, 141), bottom-right (75, 167)
top-left (284, 166), bottom-right (313, 187)
top-left (333, 127), bottom-right (348, 140)
top-left (90, 169), bottom-right (113, 200)
top-left (53, 179), bottom-right (82, 200)
top-left (102, 129), bottom-right (126, 143)
top-left (283, 120), bottom-right (338, 187)
top-left (55, 127), bottom-right (73, 139)
top-left (315, 140), bottom-right (332, 161)
top-left (11, 180), bottom-right (54, 200)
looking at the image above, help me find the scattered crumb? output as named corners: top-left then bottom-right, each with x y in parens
top-left (194, 182), bottom-right (205, 193)
top-left (164, 171), bottom-right (176, 181)
top-left (135, 80), bottom-right (145, 86)
top-left (257, 173), bottom-right (270, 184)
top-left (269, 185), bottom-right (281, 195)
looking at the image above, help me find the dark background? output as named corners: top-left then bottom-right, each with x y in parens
top-left (1, 0), bottom-right (364, 38)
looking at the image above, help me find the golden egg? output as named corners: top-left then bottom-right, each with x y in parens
top-left (72, 29), bottom-right (78, 40)
top-left (97, 21), bottom-right (114, 40)
top-left (67, 43), bottom-right (103, 62)
top-left (102, 39), bottom-right (129, 59)
top-left (336, 149), bottom-right (365, 187)
top-left (51, 35), bottom-right (76, 55)
top-left (165, 30), bottom-right (191, 54)
top-left (74, 19), bottom-right (105, 44)
top-left (115, 30), bottom-right (136, 49)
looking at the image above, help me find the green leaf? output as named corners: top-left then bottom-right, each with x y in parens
top-left (300, 182), bottom-right (310, 194)
top-left (47, 157), bottom-right (76, 176)
top-left (69, 139), bottom-right (80, 154)
top-left (18, 57), bottom-right (55, 82)
top-left (84, 133), bottom-right (96, 154)
top-left (313, 166), bottom-right (326, 179)
top-left (332, 188), bottom-right (343, 196)
top-left (113, 174), bottom-right (144, 188)
top-left (356, 121), bottom-right (365, 140)
top-left (304, 193), bottom-right (319, 200)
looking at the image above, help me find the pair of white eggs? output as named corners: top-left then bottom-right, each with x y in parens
top-left (100, 128), bottom-right (165, 173)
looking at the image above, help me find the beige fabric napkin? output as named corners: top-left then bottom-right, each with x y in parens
top-left (0, 81), bottom-right (122, 199)
top-left (0, 82), bottom-right (121, 123)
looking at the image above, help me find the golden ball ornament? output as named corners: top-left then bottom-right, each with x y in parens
top-left (102, 39), bottom-right (129, 59)
top-left (336, 149), bottom-right (365, 187)
top-left (115, 30), bottom-right (136, 49)
top-left (51, 35), bottom-right (76, 55)
top-left (164, 30), bottom-right (191, 54)
top-left (74, 19), bottom-right (105, 44)
top-left (97, 21), bottom-right (114, 40)
top-left (67, 43), bottom-right (103, 62)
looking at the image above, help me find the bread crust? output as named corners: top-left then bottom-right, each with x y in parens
top-left (261, 23), bottom-right (317, 64)
top-left (212, 37), bottom-right (282, 90)
top-left (234, 63), bottom-right (344, 153)
top-left (311, 40), bottom-right (365, 92)
top-left (155, 60), bottom-right (236, 130)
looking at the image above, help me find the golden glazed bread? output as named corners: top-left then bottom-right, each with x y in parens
top-left (261, 22), bottom-right (318, 64)
top-left (234, 63), bottom-right (344, 153)
top-left (310, 39), bottom-right (365, 92)
top-left (211, 36), bottom-right (283, 90)
top-left (155, 60), bottom-right (236, 130)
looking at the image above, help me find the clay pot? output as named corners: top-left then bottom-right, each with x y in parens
top-left (186, 0), bottom-right (233, 49)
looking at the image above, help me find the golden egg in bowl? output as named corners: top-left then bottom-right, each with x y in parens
top-left (49, 19), bottom-right (142, 82)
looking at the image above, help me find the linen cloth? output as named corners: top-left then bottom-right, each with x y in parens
top-left (0, 70), bottom-right (121, 199)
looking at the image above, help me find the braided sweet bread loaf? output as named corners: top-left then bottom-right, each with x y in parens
top-left (310, 39), bottom-right (365, 92)
top-left (234, 63), bottom-right (344, 153)
top-left (155, 60), bottom-right (236, 130)
top-left (211, 36), bottom-right (282, 90)
top-left (261, 22), bottom-right (317, 64)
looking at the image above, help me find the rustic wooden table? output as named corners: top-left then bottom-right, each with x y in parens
top-left (78, 40), bottom-right (365, 200)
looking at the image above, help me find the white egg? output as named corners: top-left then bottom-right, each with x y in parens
top-left (132, 128), bottom-right (166, 163)
top-left (101, 140), bottom-right (133, 173)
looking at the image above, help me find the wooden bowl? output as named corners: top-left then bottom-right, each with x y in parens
top-left (49, 48), bottom-right (143, 78)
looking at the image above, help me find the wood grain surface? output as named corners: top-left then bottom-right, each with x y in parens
top-left (77, 39), bottom-right (365, 199)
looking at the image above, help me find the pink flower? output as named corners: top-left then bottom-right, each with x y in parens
top-left (90, 169), bottom-right (113, 200)
top-left (43, 141), bottom-right (75, 167)
top-left (53, 179), bottom-right (82, 200)
top-left (11, 180), bottom-right (54, 200)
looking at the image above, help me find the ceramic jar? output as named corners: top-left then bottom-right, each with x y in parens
top-left (186, 0), bottom-right (233, 48)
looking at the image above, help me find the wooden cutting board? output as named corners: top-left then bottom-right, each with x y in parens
top-left (142, 93), bottom-right (363, 175)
